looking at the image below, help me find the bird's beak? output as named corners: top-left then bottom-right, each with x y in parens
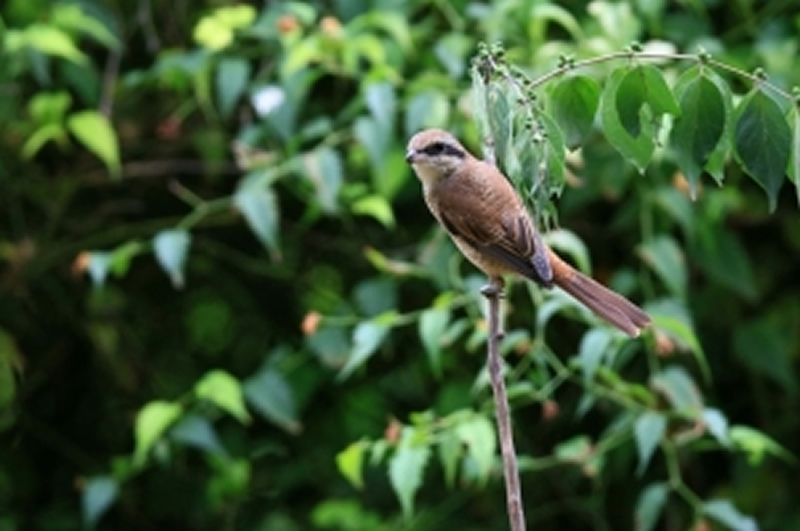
top-left (405, 149), bottom-right (417, 163)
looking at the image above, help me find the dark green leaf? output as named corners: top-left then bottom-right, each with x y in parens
top-left (634, 412), bottom-right (666, 475)
top-left (693, 223), bottom-right (757, 301)
top-left (601, 67), bottom-right (655, 171)
top-left (670, 69), bottom-right (727, 198)
top-left (244, 367), bottom-right (301, 433)
top-left (170, 413), bottom-right (228, 456)
top-left (651, 366), bottom-right (702, 414)
top-left (637, 235), bottom-right (687, 298)
top-left (82, 476), bottom-right (119, 529)
top-left (635, 482), bottom-right (668, 531)
top-left (551, 75), bottom-right (600, 149)
top-left (733, 316), bottom-right (797, 392)
top-left (733, 89), bottom-right (791, 211)
top-left (790, 108), bottom-right (800, 205)
top-left (615, 65), bottom-right (679, 138)
top-left (216, 57), bottom-right (251, 118)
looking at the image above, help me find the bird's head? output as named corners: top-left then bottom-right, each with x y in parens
top-left (405, 129), bottom-right (469, 185)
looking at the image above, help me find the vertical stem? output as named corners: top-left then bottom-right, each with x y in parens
top-left (482, 278), bottom-right (526, 531)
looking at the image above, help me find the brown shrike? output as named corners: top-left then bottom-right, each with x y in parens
top-left (405, 128), bottom-right (651, 337)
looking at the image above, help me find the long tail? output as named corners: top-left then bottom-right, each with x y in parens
top-left (546, 248), bottom-right (651, 337)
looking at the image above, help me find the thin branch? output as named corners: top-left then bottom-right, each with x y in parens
top-left (481, 278), bottom-right (526, 531)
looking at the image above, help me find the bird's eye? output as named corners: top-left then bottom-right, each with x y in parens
top-left (423, 142), bottom-right (447, 156)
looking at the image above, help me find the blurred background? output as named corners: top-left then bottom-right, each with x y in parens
top-left (1, 1), bottom-right (799, 529)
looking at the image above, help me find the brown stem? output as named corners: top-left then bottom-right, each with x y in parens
top-left (481, 277), bottom-right (526, 531)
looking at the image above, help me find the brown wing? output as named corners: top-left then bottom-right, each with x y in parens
top-left (434, 162), bottom-right (553, 285)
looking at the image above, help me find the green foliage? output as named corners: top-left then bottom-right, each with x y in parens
top-left (2, 1), bottom-right (800, 530)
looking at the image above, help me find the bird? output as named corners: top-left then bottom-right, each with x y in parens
top-left (405, 128), bottom-right (651, 337)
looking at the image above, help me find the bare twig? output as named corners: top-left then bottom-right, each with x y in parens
top-left (481, 278), bottom-right (526, 531)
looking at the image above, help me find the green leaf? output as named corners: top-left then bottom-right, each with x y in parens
top-left (365, 81), bottom-right (396, 130)
top-left (600, 67), bottom-right (655, 172)
top-left (170, 413), bottom-right (228, 456)
top-left (634, 412), bottom-right (666, 476)
top-left (133, 400), bottom-right (183, 466)
top-left (195, 370), bottom-right (251, 424)
top-left (336, 440), bottom-right (368, 490)
top-left (455, 415), bottom-right (496, 485)
top-left (29, 91), bottom-right (72, 123)
top-left (733, 89), bottom-right (791, 211)
top-left (82, 476), bottom-right (119, 529)
top-left (67, 111), bottom-right (121, 179)
top-left (434, 32), bottom-right (472, 78)
top-left (670, 68), bottom-right (727, 198)
top-left (52, 4), bottom-right (121, 50)
top-left (733, 316), bottom-right (796, 392)
top-left (338, 320), bottom-right (390, 381)
top-left (648, 299), bottom-right (708, 380)
top-left (389, 427), bottom-right (431, 519)
top-left (244, 367), bottom-right (301, 434)
top-left (693, 223), bottom-right (757, 301)
top-left (152, 229), bottom-right (191, 289)
top-left (635, 482), bottom-right (668, 531)
top-left (216, 57), bottom-right (251, 118)
top-left (790, 108), bottom-right (800, 205)
top-left (17, 24), bottom-right (88, 63)
top-left (419, 308), bottom-right (450, 378)
top-left (651, 366), bottom-right (702, 414)
top-left (303, 147), bottom-right (343, 214)
top-left (437, 431), bottom-right (462, 488)
top-left (351, 194), bottom-right (396, 228)
top-left (637, 235), bottom-right (686, 298)
top-left (550, 75), bottom-right (600, 149)
top-left (577, 327), bottom-right (613, 382)
top-left (703, 499), bottom-right (758, 531)
top-left (405, 90), bottom-right (450, 136)
top-left (728, 425), bottom-right (795, 465)
top-left (544, 229), bottom-right (590, 274)
top-left (702, 408), bottom-right (730, 446)
top-left (615, 64), bottom-right (679, 138)
top-left (234, 183), bottom-right (281, 259)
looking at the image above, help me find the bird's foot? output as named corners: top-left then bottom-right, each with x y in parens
top-left (480, 277), bottom-right (505, 298)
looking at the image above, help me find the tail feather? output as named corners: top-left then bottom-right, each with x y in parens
top-left (546, 250), bottom-right (650, 337)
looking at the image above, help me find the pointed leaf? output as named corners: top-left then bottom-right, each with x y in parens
top-left (635, 482), bottom-right (668, 531)
top-left (152, 229), bottom-right (191, 289)
top-left (615, 65), bottom-right (679, 138)
top-left (734, 89), bottom-right (791, 211)
top-left (338, 320), bottom-right (390, 381)
top-left (551, 75), bottom-right (600, 149)
top-left (234, 183), bottom-right (281, 258)
top-left (703, 499), bottom-right (758, 531)
top-left (337, 440), bottom-right (368, 490)
top-left (389, 427), bottom-right (431, 518)
top-left (244, 367), bottom-right (301, 434)
top-left (455, 415), bottom-right (496, 484)
top-left (651, 366), bottom-right (702, 414)
top-left (577, 328), bottom-right (613, 382)
top-left (419, 308), bottom-right (450, 377)
top-left (303, 147), bottom-right (343, 214)
top-left (195, 369), bottom-right (251, 424)
top-left (216, 57), bottom-right (251, 118)
top-left (67, 111), bottom-right (121, 179)
top-left (637, 235), bottom-right (687, 298)
top-left (134, 400), bottom-right (183, 466)
top-left (789, 108), bottom-right (800, 205)
top-left (170, 413), bottom-right (228, 456)
top-left (82, 476), bottom-right (119, 529)
top-left (670, 69), bottom-right (727, 198)
top-left (634, 412), bottom-right (666, 475)
top-left (601, 67), bottom-right (655, 172)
